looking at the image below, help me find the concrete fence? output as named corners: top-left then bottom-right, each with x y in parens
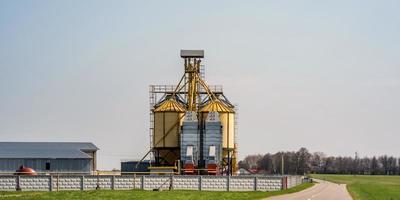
top-left (0, 175), bottom-right (303, 192)
top-left (286, 175), bottom-right (303, 189)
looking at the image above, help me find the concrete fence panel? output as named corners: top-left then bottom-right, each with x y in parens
top-left (0, 175), bottom-right (302, 192)
top-left (143, 176), bottom-right (170, 190)
top-left (19, 176), bottom-right (50, 191)
top-left (84, 175), bottom-right (112, 190)
top-left (229, 176), bottom-right (255, 191)
top-left (172, 176), bottom-right (199, 190)
top-left (0, 176), bottom-right (17, 191)
top-left (114, 175), bottom-right (142, 190)
top-left (256, 177), bottom-right (282, 191)
top-left (287, 176), bottom-right (302, 188)
top-left (53, 176), bottom-right (82, 190)
top-left (201, 176), bottom-right (228, 191)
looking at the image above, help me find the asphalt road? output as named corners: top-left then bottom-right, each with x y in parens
top-left (266, 179), bottom-right (353, 200)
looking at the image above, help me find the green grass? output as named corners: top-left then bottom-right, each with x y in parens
top-left (0, 183), bottom-right (314, 200)
top-left (310, 174), bottom-right (400, 200)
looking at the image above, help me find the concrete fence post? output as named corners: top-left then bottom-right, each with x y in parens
top-left (133, 173), bottom-right (136, 189)
top-left (141, 176), bottom-right (145, 190)
top-left (198, 176), bottom-right (202, 191)
top-left (111, 176), bottom-right (115, 190)
top-left (49, 176), bottom-right (53, 191)
top-left (96, 173), bottom-right (100, 190)
top-left (16, 175), bottom-right (21, 191)
top-left (254, 177), bottom-right (258, 191)
top-left (56, 174), bottom-right (59, 191)
top-left (281, 176), bottom-right (287, 190)
top-left (227, 176), bottom-right (230, 191)
top-left (170, 175), bottom-right (174, 190)
top-left (81, 176), bottom-right (84, 191)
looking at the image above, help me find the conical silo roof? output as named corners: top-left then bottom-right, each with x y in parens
top-left (154, 99), bottom-right (186, 112)
top-left (200, 100), bottom-right (234, 113)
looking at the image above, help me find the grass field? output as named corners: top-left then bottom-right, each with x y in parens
top-left (311, 174), bottom-right (400, 200)
top-left (0, 183), bottom-right (313, 200)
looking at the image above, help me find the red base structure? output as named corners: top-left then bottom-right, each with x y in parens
top-left (207, 164), bottom-right (218, 175)
top-left (183, 163), bottom-right (196, 175)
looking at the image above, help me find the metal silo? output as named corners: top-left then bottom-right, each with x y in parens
top-left (153, 97), bottom-right (186, 166)
top-left (200, 100), bottom-right (236, 174)
top-left (180, 111), bottom-right (199, 174)
top-left (203, 111), bottom-right (222, 175)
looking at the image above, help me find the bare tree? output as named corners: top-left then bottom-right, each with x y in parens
top-left (238, 149), bottom-right (399, 175)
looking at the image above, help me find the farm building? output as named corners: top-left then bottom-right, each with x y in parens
top-left (0, 142), bottom-right (98, 174)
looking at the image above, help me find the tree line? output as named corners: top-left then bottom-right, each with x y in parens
top-left (238, 147), bottom-right (400, 175)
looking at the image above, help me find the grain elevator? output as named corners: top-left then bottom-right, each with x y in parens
top-left (146, 50), bottom-right (237, 175)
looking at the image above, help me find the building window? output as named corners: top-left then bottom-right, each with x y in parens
top-left (45, 162), bottom-right (51, 170)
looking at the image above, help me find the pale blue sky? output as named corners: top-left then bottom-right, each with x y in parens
top-left (1, 0), bottom-right (399, 170)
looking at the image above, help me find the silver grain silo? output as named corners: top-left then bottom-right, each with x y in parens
top-left (180, 111), bottom-right (199, 174)
top-left (203, 111), bottom-right (222, 174)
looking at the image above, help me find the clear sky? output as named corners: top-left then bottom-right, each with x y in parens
top-left (1, 0), bottom-right (399, 170)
